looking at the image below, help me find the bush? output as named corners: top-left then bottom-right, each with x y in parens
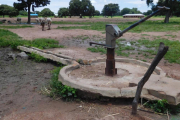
top-left (49, 67), bottom-right (77, 99)
top-left (144, 99), bottom-right (180, 114)
top-left (30, 38), bottom-right (64, 49)
top-left (28, 52), bottom-right (47, 62)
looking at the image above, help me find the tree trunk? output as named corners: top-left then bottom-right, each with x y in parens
top-left (164, 10), bottom-right (171, 23)
top-left (3, 15), bottom-right (4, 18)
top-left (27, 3), bottom-right (31, 24)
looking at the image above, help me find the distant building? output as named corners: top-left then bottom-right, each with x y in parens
top-left (123, 14), bottom-right (144, 18)
top-left (30, 14), bottom-right (38, 18)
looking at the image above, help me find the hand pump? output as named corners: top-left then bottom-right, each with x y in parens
top-left (89, 6), bottom-right (170, 76)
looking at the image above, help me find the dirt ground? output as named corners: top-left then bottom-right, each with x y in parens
top-left (0, 48), bottom-right (167, 120)
top-left (0, 17), bottom-right (179, 119)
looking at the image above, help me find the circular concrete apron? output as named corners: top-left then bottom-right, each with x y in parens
top-left (59, 58), bottom-right (165, 98)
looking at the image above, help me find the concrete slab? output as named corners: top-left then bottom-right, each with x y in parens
top-left (129, 75), bottom-right (180, 105)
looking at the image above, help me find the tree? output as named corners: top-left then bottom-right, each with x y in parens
top-left (145, 0), bottom-right (180, 23)
top-left (102, 3), bottom-right (120, 18)
top-left (19, 10), bottom-right (28, 16)
top-left (39, 8), bottom-right (54, 17)
top-left (0, 4), bottom-right (19, 18)
top-left (81, 0), bottom-right (94, 17)
top-left (8, 7), bottom-right (19, 17)
top-left (95, 10), bottom-right (100, 16)
top-left (69, 0), bottom-right (81, 16)
top-left (130, 8), bottom-right (141, 14)
top-left (58, 8), bottom-right (69, 18)
top-left (120, 7), bottom-right (142, 15)
top-left (69, 0), bottom-right (95, 17)
top-left (14, 0), bottom-right (50, 24)
top-left (143, 10), bottom-right (152, 15)
top-left (120, 8), bottom-right (131, 15)
top-left (90, 6), bottom-right (95, 17)
top-left (31, 11), bottom-right (40, 15)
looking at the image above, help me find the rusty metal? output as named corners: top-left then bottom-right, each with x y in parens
top-left (105, 48), bottom-right (117, 76)
top-left (89, 6), bottom-right (170, 77)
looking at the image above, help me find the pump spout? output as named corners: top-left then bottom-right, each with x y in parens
top-left (89, 41), bottom-right (107, 47)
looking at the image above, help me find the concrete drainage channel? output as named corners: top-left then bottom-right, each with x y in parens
top-left (18, 46), bottom-right (180, 105)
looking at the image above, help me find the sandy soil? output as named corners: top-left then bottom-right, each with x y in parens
top-left (0, 17), bottom-right (179, 119)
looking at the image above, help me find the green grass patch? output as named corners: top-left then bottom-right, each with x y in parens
top-left (0, 25), bottom-right (33, 29)
top-left (141, 34), bottom-right (150, 36)
top-left (0, 29), bottom-right (29, 49)
top-left (116, 50), bottom-right (129, 57)
top-left (165, 34), bottom-right (177, 38)
top-left (55, 18), bottom-right (180, 33)
top-left (87, 41), bottom-right (134, 57)
top-left (0, 29), bottom-right (64, 49)
top-left (53, 21), bottom-right (92, 25)
top-left (0, 21), bottom-right (3, 24)
top-left (87, 46), bottom-right (106, 54)
top-left (28, 52), bottom-right (47, 62)
top-left (138, 38), bottom-right (180, 64)
top-left (29, 38), bottom-right (64, 49)
top-left (49, 67), bottom-right (77, 99)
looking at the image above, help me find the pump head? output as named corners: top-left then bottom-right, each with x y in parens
top-left (106, 24), bottom-right (122, 48)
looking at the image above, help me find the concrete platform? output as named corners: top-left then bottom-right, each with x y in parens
top-left (18, 46), bottom-right (180, 105)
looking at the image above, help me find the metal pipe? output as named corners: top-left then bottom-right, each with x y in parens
top-left (120, 6), bottom-right (170, 36)
top-left (89, 41), bottom-right (106, 47)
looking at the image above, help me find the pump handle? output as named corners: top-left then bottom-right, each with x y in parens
top-left (120, 6), bottom-right (170, 36)
top-left (157, 6), bottom-right (170, 10)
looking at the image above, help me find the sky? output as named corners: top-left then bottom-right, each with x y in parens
top-left (0, 0), bottom-right (158, 14)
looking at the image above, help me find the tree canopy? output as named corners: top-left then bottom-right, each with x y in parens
top-left (101, 3), bottom-right (120, 18)
top-left (39, 8), bottom-right (54, 17)
top-left (120, 7), bottom-right (141, 15)
top-left (69, 0), bottom-right (95, 17)
top-left (0, 4), bottom-right (19, 18)
top-left (95, 10), bottom-right (100, 16)
top-left (14, 0), bottom-right (50, 23)
top-left (19, 10), bottom-right (28, 16)
top-left (81, 0), bottom-right (95, 17)
top-left (120, 8), bottom-right (131, 15)
top-left (143, 10), bottom-right (152, 15)
top-left (58, 8), bottom-right (69, 18)
top-left (69, 0), bottom-right (82, 16)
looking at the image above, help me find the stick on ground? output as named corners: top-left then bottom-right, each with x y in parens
top-left (132, 42), bottom-right (169, 115)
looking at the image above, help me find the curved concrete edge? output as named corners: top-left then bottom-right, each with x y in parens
top-left (90, 58), bottom-right (166, 77)
top-left (17, 46), bottom-right (75, 65)
top-left (59, 65), bottom-right (122, 97)
top-left (59, 58), bottom-right (180, 105)
top-left (59, 63), bottom-right (157, 99)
